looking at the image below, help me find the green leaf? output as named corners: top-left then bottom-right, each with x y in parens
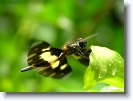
top-left (83, 46), bottom-right (124, 91)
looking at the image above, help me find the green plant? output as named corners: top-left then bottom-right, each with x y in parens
top-left (84, 46), bottom-right (124, 92)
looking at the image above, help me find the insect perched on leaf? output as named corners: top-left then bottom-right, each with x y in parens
top-left (20, 34), bottom-right (98, 79)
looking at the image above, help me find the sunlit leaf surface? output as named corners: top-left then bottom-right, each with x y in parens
top-left (84, 46), bottom-right (124, 91)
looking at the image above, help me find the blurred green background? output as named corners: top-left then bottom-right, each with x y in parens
top-left (0, 0), bottom-right (124, 92)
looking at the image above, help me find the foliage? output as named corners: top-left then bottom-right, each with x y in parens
top-left (0, 0), bottom-right (124, 92)
top-left (84, 46), bottom-right (124, 92)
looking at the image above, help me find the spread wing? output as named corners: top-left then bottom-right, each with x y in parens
top-left (38, 58), bottom-right (72, 79)
top-left (21, 41), bottom-right (63, 72)
top-left (27, 41), bottom-right (63, 67)
top-left (21, 41), bottom-right (72, 79)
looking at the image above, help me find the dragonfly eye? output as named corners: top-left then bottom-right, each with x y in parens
top-left (78, 39), bottom-right (87, 48)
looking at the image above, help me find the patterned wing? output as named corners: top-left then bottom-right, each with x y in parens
top-left (21, 41), bottom-right (63, 72)
top-left (27, 41), bottom-right (63, 67)
top-left (38, 58), bottom-right (72, 79)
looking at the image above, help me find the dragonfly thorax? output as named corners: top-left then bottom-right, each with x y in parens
top-left (63, 38), bottom-right (87, 56)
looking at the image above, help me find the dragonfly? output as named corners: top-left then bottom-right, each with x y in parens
top-left (20, 34), bottom-right (98, 79)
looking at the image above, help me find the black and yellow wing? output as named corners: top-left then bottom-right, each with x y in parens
top-left (38, 58), bottom-right (72, 79)
top-left (27, 41), bottom-right (62, 67)
top-left (20, 41), bottom-right (72, 79)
